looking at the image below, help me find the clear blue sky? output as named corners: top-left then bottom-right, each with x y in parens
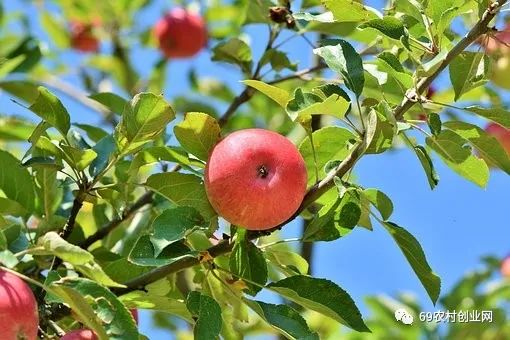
top-left (1, 0), bottom-right (509, 338)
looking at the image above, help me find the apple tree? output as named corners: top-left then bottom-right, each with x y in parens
top-left (0, 0), bottom-right (509, 339)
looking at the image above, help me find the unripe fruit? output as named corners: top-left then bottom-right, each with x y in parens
top-left (501, 256), bottom-right (510, 277)
top-left (0, 269), bottom-right (39, 340)
top-left (70, 22), bottom-right (99, 53)
top-left (61, 329), bottom-right (97, 340)
top-left (205, 129), bottom-right (307, 230)
top-left (485, 122), bottom-right (510, 155)
top-left (490, 55), bottom-right (510, 89)
top-left (154, 8), bottom-right (207, 59)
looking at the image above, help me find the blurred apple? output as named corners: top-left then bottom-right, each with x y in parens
top-left (485, 122), bottom-right (510, 155)
top-left (70, 21), bottom-right (99, 53)
top-left (154, 8), bottom-right (207, 59)
top-left (501, 255), bottom-right (510, 277)
top-left (490, 55), bottom-right (510, 89)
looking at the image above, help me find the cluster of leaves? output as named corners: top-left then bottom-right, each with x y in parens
top-left (0, 0), bottom-right (509, 339)
top-left (339, 256), bottom-right (510, 340)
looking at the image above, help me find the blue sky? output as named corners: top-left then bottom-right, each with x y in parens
top-left (1, 0), bottom-right (509, 338)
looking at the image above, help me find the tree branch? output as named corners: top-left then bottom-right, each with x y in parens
top-left (59, 195), bottom-right (84, 240)
top-left (394, 0), bottom-right (507, 120)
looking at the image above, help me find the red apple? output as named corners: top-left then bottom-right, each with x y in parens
top-left (70, 21), bottom-right (99, 53)
top-left (205, 129), bottom-right (307, 230)
top-left (154, 8), bottom-right (207, 59)
top-left (61, 329), bottom-right (97, 340)
top-left (0, 269), bottom-right (39, 339)
top-left (485, 122), bottom-right (510, 155)
top-left (501, 256), bottom-right (510, 277)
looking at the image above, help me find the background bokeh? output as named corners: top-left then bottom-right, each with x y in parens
top-left (1, 0), bottom-right (508, 338)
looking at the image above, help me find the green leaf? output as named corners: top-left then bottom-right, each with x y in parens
top-left (382, 222), bottom-right (441, 304)
top-left (129, 235), bottom-right (196, 267)
top-left (449, 52), bottom-right (488, 101)
top-left (74, 123), bottom-right (109, 142)
top-left (260, 50), bottom-right (297, 72)
top-left (40, 12), bottom-right (69, 48)
top-left (244, 299), bottom-right (319, 340)
top-left (365, 109), bottom-right (395, 154)
top-left (242, 80), bottom-right (290, 108)
top-left (0, 55), bottom-right (26, 78)
top-left (174, 112), bottom-right (221, 161)
top-left (128, 146), bottom-right (194, 179)
top-left (33, 232), bottom-right (124, 287)
top-left (28, 86), bottom-right (70, 136)
top-left (186, 291), bottom-right (222, 340)
top-left (145, 172), bottom-right (216, 219)
top-left (0, 80), bottom-right (40, 103)
top-left (267, 275), bottom-right (369, 332)
top-left (444, 121), bottom-right (510, 174)
top-left (50, 278), bottom-right (138, 340)
top-left (0, 150), bottom-right (35, 212)
top-left (89, 92), bottom-right (128, 115)
top-left (463, 106), bottom-right (510, 129)
top-left (150, 207), bottom-right (207, 257)
top-left (211, 38), bottom-right (252, 73)
top-left (0, 198), bottom-right (27, 216)
top-left (413, 145), bottom-right (440, 189)
top-left (0, 249), bottom-right (19, 268)
top-left (230, 229), bottom-right (268, 295)
top-left (265, 248), bottom-right (309, 276)
top-left (115, 93), bottom-right (175, 155)
top-left (426, 130), bottom-right (489, 187)
top-left (313, 39), bottom-right (364, 97)
top-left (298, 126), bottom-right (357, 186)
top-left (120, 291), bottom-right (192, 322)
top-left (0, 116), bottom-right (35, 141)
top-left (242, 0), bottom-right (273, 24)
top-left (286, 87), bottom-right (350, 124)
top-left (426, 0), bottom-right (465, 37)
top-left (22, 156), bottom-right (62, 170)
top-left (36, 231), bottom-right (93, 264)
top-left (323, 0), bottom-right (380, 22)
top-left (304, 194), bottom-right (360, 242)
top-left (89, 135), bottom-right (116, 177)
top-left (60, 144), bottom-right (98, 171)
top-left (362, 189), bottom-right (393, 221)
top-left (360, 17), bottom-right (409, 48)
top-left (428, 112), bottom-right (442, 136)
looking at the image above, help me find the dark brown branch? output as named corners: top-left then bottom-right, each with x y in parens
top-left (60, 195), bottom-right (84, 240)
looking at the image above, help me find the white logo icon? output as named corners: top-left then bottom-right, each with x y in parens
top-left (395, 308), bottom-right (414, 325)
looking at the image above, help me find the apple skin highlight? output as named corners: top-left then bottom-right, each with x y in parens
top-left (205, 129), bottom-right (308, 230)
